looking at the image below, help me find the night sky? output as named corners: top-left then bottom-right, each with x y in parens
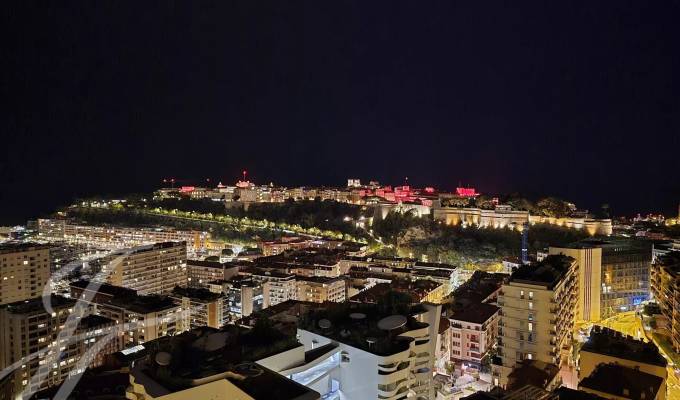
top-left (2, 2), bottom-right (679, 225)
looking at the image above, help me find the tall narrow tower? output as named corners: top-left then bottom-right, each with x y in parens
top-left (521, 222), bottom-right (529, 264)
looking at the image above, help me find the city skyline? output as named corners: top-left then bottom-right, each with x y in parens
top-left (1, 2), bottom-right (680, 399)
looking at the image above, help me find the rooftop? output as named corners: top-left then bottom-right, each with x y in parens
top-left (186, 259), bottom-right (231, 269)
top-left (256, 248), bottom-right (344, 267)
top-left (128, 325), bottom-right (315, 399)
top-left (171, 286), bottom-right (224, 302)
top-left (109, 241), bottom-right (185, 257)
top-left (552, 387), bottom-right (607, 400)
top-left (109, 294), bottom-right (178, 314)
top-left (300, 297), bottom-right (431, 356)
top-left (449, 302), bottom-right (499, 325)
top-left (1, 295), bottom-right (75, 315)
top-left (295, 275), bottom-right (344, 284)
top-left (579, 363), bottom-right (663, 399)
top-left (31, 370), bottom-right (130, 400)
top-left (449, 270), bottom-right (506, 307)
top-left (77, 314), bottom-right (117, 330)
top-left (246, 267), bottom-right (296, 279)
top-left (0, 242), bottom-right (51, 254)
top-left (350, 280), bottom-right (442, 303)
top-left (506, 360), bottom-right (560, 391)
top-left (70, 279), bottom-right (138, 298)
top-left (581, 326), bottom-right (667, 367)
top-left (510, 255), bottom-right (574, 289)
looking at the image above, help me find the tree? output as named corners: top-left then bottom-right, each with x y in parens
top-left (474, 195), bottom-right (496, 210)
top-left (536, 197), bottom-right (572, 218)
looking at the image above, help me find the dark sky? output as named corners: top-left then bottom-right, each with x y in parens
top-left (2, 1), bottom-right (679, 225)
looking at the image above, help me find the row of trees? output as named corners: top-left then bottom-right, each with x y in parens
top-left (145, 198), bottom-right (368, 239)
top-left (440, 194), bottom-right (577, 218)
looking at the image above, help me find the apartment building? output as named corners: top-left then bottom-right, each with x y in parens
top-left (449, 302), bottom-right (500, 365)
top-left (99, 241), bottom-right (187, 295)
top-left (169, 286), bottom-right (226, 329)
top-left (0, 243), bottom-right (51, 305)
top-left (297, 302), bottom-right (442, 399)
top-left (296, 276), bottom-right (346, 303)
top-left (70, 280), bottom-right (185, 347)
top-left (37, 218), bottom-right (209, 253)
top-left (208, 276), bottom-right (266, 320)
top-left (249, 270), bottom-right (298, 306)
top-left (0, 295), bottom-right (118, 397)
top-left (579, 326), bottom-right (667, 391)
top-left (550, 238), bottom-right (651, 321)
top-left (493, 255), bottom-right (578, 388)
top-left (186, 259), bottom-right (238, 288)
top-left (124, 326), bottom-right (320, 400)
top-left (650, 252), bottom-right (680, 352)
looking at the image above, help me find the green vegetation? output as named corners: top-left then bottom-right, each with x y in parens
top-left (439, 194), bottom-right (578, 218)
top-left (66, 197), bottom-right (370, 244)
top-left (373, 211), bottom-right (589, 264)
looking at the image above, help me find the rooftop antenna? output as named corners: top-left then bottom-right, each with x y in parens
top-left (242, 170), bottom-right (247, 182)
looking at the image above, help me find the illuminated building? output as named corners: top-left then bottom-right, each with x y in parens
top-left (249, 270), bottom-right (298, 307)
top-left (209, 276), bottom-right (266, 320)
top-left (374, 200), bottom-right (431, 220)
top-left (0, 296), bottom-right (118, 397)
top-left (298, 302), bottom-right (442, 399)
top-left (347, 178), bottom-right (361, 187)
top-left (529, 215), bottom-right (613, 236)
top-left (343, 256), bottom-right (458, 296)
top-left (169, 286), bottom-right (226, 329)
top-left (550, 238), bottom-right (651, 321)
top-left (0, 243), bottom-right (51, 305)
top-left (492, 255), bottom-right (578, 388)
top-left (449, 303), bottom-right (500, 365)
top-left (186, 259), bottom-right (238, 288)
top-left (37, 218), bottom-right (209, 254)
top-left (125, 327), bottom-right (321, 400)
top-left (296, 276), bottom-right (346, 303)
top-left (432, 198), bottom-right (612, 235)
top-left (650, 252), bottom-right (680, 352)
top-left (99, 242), bottom-right (187, 295)
top-left (432, 203), bottom-right (529, 231)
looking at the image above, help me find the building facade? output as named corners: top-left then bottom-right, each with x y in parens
top-left (100, 241), bottom-right (187, 295)
top-left (0, 296), bottom-right (118, 397)
top-left (551, 238), bottom-right (651, 321)
top-left (0, 243), bottom-right (51, 305)
top-left (296, 276), bottom-right (346, 303)
top-left (449, 303), bottom-right (500, 365)
top-left (651, 252), bottom-right (680, 352)
top-left (493, 255), bottom-right (578, 388)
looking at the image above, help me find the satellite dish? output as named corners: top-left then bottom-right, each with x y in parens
top-left (318, 319), bottom-right (332, 329)
top-left (234, 363), bottom-right (263, 377)
top-left (155, 352), bottom-right (171, 366)
top-left (377, 315), bottom-right (407, 331)
top-left (349, 312), bottom-right (366, 320)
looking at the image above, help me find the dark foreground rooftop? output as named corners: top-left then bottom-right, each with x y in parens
top-left (581, 326), bottom-right (666, 367)
top-left (128, 325), bottom-right (315, 400)
top-left (579, 363), bottom-right (663, 399)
